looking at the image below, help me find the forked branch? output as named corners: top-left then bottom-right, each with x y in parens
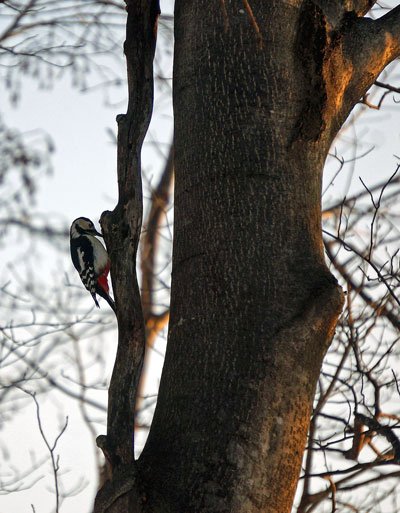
top-left (95, 0), bottom-right (160, 498)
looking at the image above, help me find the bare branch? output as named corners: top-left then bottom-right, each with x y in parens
top-left (98, 0), bottom-right (160, 478)
top-left (23, 389), bottom-right (68, 513)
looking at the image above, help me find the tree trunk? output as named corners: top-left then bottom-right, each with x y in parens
top-left (139, 3), bottom-right (343, 512)
top-left (94, 2), bottom-right (400, 512)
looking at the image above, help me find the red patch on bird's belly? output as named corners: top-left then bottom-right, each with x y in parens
top-left (97, 274), bottom-right (109, 293)
top-left (97, 261), bottom-right (110, 293)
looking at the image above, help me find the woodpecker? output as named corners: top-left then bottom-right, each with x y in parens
top-left (70, 217), bottom-right (116, 313)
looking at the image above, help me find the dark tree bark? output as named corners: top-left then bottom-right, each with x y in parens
top-left (94, 2), bottom-right (400, 513)
top-left (94, 1), bottom-right (160, 511)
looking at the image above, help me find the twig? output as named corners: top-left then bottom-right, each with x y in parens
top-left (323, 229), bottom-right (400, 308)
top-left (242, 0), bottom-right (263, 48)
top-left (23, 389), bottom-right (68, 513)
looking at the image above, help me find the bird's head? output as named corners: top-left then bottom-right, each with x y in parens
top-left (70, 217), bottom-right (103, 239)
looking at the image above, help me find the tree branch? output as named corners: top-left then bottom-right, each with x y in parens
top-left (351, 5), bottom-right (400, 73)
top-left (321, 4), bottom-right (400, 136)
top-left (347, 8), bottom-right (400, 92)
top-left (98, 0), bottom-right (160, 473)
top-left (141, 142), bottom-right (173, 333)
top-left (312, 1), bottom-right (378, 30)
top-left (355, 413), bottom-right (400, 463)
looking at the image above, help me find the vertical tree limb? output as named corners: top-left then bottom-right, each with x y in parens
top-left (98, 0), bottom-right (160, 471)
top-left (134, 143), bottom-right (173, 427)
top-left (141, 141), bottom-right (174, 340)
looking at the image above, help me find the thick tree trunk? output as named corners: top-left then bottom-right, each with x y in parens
top-left (138, 3), bottom-right (343, 512)
top-left (95, 2), bottom-right (400, 513)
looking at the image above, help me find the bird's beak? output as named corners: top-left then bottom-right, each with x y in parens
top-left (88, 227), bottom-right (103, 237)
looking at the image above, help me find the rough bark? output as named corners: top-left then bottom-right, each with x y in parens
top-left (138, 3), bottom-right (343, 512)
top-left (94, 1), bottom-right (159, 512)
top-left (94, 2), bottom-right (400, 513)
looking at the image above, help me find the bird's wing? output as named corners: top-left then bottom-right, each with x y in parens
top-left (70, 237), bottom-right (97, 294)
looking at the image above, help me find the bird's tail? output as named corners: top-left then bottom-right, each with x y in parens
top-left (91, 292), bottom-right (100, 308)
top-left (96, 286), bottom-right (116, 314)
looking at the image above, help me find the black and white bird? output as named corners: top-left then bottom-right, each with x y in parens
top-left (70, 217), bottom-right (116, 313)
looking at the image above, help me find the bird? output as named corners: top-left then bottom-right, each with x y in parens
top-left (70, 217), bottom-right (116, 313)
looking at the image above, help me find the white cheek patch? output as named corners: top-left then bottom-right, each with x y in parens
top-left (71, 225), bottom-right (80, 238)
